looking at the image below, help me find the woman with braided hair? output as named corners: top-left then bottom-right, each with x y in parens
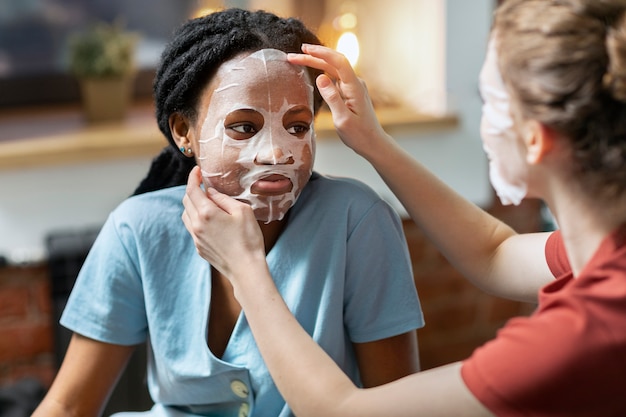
top-left (183, 0), bottom-right (626, 416)
top-left (33, 8), bottom-right (424, 417)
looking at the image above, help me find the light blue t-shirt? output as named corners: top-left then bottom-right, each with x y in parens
top-left (61, 172), bottom-right (424, 417)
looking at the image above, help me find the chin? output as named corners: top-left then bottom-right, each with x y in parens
top-left (253, 206), bottom-right (287, 224)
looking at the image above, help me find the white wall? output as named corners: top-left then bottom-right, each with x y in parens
top-left (0, 158), bottom-right (151, 263)
top-left (315, 0), bottom-right (494, 213)
top-left (0, 0), bottom-right (494, 264)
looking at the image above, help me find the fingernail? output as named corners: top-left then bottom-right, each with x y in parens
top-left (317, 75), bottom-right (331, 88)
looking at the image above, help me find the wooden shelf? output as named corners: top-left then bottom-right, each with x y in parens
top-left (0, 102), bottom-right (458, 171)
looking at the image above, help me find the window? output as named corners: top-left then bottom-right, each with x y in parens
top-left (0, 0), bottom-right (196, 108)
top-left (0, 0), bottom-right (446, 115)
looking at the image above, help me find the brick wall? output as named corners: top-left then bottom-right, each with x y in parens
top-left (410, 195), bottom-right (543, 370)
top-left (0, 264), bottom-right (55, 387)
top-left (0, 194), bottom-right (544, 387)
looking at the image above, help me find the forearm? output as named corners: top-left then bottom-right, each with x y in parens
top-left (233, 272), bottom-right (492, 417)
top-left (32, 398), bottom-right (79, 417)
top-left (32, 334), bottom-right (134, 417)
top-left (231, 262), bottom-right (359, 417)
top-left (357, 133), bottom-right (518, 294)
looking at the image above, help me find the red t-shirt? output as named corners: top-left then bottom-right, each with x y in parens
top-left (462, 227), bottom-right (626, 416)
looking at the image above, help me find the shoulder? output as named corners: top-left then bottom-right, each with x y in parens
top-left (295, 172), bottom-right (401, 229)
top-left (87, 185), bottom-right (191, 273)
top-left (107, 185), bottom-right (186, 238)
top-left (304, 172), bottom-right (385, 206)
top-left (545, 229), bottom-right (570, 277)
top-left (115, 185), bottom-right (185, 219)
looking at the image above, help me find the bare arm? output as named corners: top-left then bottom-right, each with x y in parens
top-left (32, 333), bottom-right (135, 417)
top-left (182, 171), bottom-right (492, 416)
top-left (361, 136), bottom-right (552, 302)
top-left (354, 331), bottom-right (420, 388)
top-left (288, 44), bottom-right (553, 302)
top-left (237, 265), bottom-right (491, 417)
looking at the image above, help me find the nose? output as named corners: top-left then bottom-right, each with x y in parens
top-left (254, 147), bottom-right (294, 165)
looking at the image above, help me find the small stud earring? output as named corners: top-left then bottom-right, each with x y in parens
top-left (179, 146), bottom-right (193, 155)
top-left (179, 146), bottom-right (186, 153)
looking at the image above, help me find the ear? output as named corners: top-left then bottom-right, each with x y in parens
top-left (524, 121), bottom-right (555, 164)
top-left (169, 112), bottom-right (195, 155)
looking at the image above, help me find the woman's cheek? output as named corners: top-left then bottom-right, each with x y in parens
top-left (296, 144), bottom-right (314, 190)
top-left (205, 172), bottom-right (246, 196)
top-left (200, 145), bottom-right (246, 196)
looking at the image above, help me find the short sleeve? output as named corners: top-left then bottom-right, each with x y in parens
top-left (545, 230), bottom-right (571, 278)
top-left (343, 200), bottom-right (424, 343)
top-left (461, 228), bottom-right (626, 416)
top-left (60, 212), bottom-right (147, 345)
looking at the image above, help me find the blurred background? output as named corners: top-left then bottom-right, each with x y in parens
top-left (0, 0), bottom-right (447, 113)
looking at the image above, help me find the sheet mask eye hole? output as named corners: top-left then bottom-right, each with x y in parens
top-left (282, 105), bottom-right (313, 139)
top-left (224, 109), bottom-right (264, 140)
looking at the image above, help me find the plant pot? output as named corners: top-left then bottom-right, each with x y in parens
top-left (78, 76), bottom-right (134, 123)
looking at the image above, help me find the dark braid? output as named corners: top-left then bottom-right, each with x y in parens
top-left (133, 8), bottom-right (323, 195)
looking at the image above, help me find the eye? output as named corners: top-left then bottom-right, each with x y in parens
top-left (226, 123), bottom-right (259, 140)
top-left (283, 105), bottom-right (313, 139)
top-left (286, 123), bottom-right (310, 137)
top-left (224, 109), bottom-right (264, 140)
top-left (229, 123), bottom-right (257, 136)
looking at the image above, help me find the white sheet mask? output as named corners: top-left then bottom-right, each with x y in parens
top-left (479, 36), bottom-right (528, 206)
top-left (197, 49), bottom-right (315, 223)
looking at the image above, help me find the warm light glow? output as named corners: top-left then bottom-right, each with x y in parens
top-left (336, 12), bottom-right (357, 30)
top-left (193, 7), bottom-right (219, 18)
top-left (336, 31), bottom-right (360, 67)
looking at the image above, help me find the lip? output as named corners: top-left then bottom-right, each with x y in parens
top-left (251, 174), bottom-right (293, 195)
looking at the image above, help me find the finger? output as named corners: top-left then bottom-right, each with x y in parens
top-left (186, 165), bottom-right (203, 192)
top-left (300, 44), bottom-right (361, 85)
top-left (181, 207), bottom-right (194, 235)
top-left (182, 171), bottom-right (201, 236)
top-left (298, 45), bottom-right (369, 114)
top-left (185, 166), bottom-right (205, 202)
top-left (287, 53), bottom-right (339, 79)
top-left (183, 166), bottom-right (205, 216)
top-left (205, 186), bottom-right (252, 218)
top-left (315, 74), bottom-right (349, 115)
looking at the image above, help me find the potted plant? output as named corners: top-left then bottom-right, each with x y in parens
top-left (68, 21), bottom-right (138, 123)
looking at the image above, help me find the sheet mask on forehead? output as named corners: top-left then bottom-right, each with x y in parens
top-left (479, 35), bottom-right (528, 206)
top-left (198, 49), bottom-right (315, 223)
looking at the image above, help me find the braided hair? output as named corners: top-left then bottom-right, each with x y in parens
top-left (133, 8), bottom-right (324, 195)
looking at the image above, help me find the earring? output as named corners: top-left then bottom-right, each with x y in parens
top-left (179, 146), bottom-right (193, 155)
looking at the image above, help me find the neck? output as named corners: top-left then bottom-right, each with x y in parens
top-left (258, 218), bottom-right (287, 254)
top-left (546, 189), bottom-right (626, 277)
